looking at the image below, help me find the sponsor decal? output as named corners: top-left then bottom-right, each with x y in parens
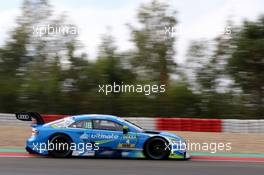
top-left (118, 143), bottom-right (135, 148)
top-left (91, 133), bottom-right (119, 140)
top-left (80, 133), bottom-right (89, 140)
top-left (95, 140), bottom-right (113, 145)
top-left (122, 135), bottom-right (137, 140)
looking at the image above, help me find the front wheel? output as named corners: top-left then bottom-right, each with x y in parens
top-left (144, 137), bottom-right (170, 160)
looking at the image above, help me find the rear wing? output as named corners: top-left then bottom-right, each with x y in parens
top-left (15, 112), bottom-right (45, 125)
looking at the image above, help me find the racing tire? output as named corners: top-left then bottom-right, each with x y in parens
top-left (144, 137), bottom-right (170, 160)
top-left (48, 134), bottom-right (72, 158)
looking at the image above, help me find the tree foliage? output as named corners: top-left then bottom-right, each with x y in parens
top-left (0, 0), bottom-right (264, 119)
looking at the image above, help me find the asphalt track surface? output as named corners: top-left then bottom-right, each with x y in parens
top-left (0, 157), bottom-right (263, 175)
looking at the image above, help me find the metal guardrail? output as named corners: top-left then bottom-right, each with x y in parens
top-left (0, 113), bottom-right (31, 125)
top-left (0, 113), bottom-right (155, 129)
top-left (1, 113), bottom-right (264, 133)
top-left (222, 119), bottom-right (264, 133)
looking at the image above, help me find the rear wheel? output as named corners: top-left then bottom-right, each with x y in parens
top-left (48, 134), bottom-right (72, 158)
top-left (144, 137), bottom-right (170, 160)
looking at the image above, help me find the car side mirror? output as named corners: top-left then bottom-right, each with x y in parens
top-left (123, 126), bottom-right (129, 134)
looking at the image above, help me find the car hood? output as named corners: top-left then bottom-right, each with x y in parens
top-left (143, 130), bottom-right (183, 141)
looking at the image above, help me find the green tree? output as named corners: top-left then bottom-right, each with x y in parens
top-left (185, 21), bottom-right (241, 118)
top-left (227, 16), bottom-right (264, 118)
top-left (94, 33), bottom-right (135, 115)
top-left (0, 0), bottom-right (83, 113)
top-left (0, 0), bottom-right (36, 112)
top-left (130, 0), bottom-right (177, 87)
top-left (19, 55), bottom-right (63, 113)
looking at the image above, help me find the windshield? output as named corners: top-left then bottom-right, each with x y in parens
top-left (124, 119), bottom-right (144, 132)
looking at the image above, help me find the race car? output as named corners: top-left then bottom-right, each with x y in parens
top-left (16, 112), bottom-right (190, 160)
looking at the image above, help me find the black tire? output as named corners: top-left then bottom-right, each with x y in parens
top-left (144, 137), bottom-right (170, 160)
top-left (48, 134), bottom-right (72, 158)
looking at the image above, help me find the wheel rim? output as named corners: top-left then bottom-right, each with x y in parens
top-left (147, 139), bottom-right (168, 159)
top-left (49, 136), bottom-right (71, 157)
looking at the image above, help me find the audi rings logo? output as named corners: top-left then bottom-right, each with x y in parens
top-left (17, 114), bottom-right (30, 120)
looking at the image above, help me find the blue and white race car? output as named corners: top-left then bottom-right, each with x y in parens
top-left (16, 112), bottom-right (190, 160)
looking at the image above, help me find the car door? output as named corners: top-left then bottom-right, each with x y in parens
top-left (91, 119), bottom-right (123, 151)
top-left (68, 120), bottom-right (93, 156)
top-left (117, 129), bottom-right (138, 150)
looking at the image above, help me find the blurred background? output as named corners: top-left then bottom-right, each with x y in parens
top-left (0, 0), bottom-right (264, 119)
